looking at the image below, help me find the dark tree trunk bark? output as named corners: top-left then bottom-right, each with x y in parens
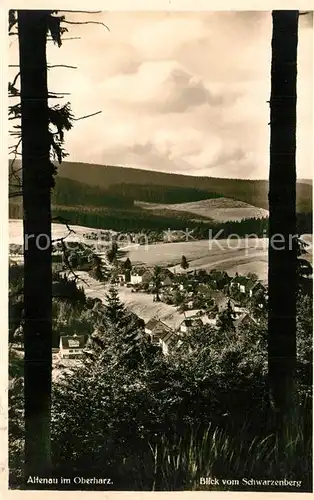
top-left (18, 10), bottom-right (52, 480)
top-left (268, 11), bottom-right (298, 422)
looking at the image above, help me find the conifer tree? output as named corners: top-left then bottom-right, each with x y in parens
top-left (180, 255), bottom-right (189, 270)
top-left (107, 240), bottom-right (119, 264)
top-left (123, 257), bottom-right (132, 283)
top-left (217, 300), bottom-right (236, 332)
top-left (152, 266), bottom-right (162, 302)
top-left (103, 285), bottom-right (127, 325)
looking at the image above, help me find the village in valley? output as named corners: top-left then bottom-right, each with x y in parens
top-left (11, 221), bottom-right (312, 366)
top-left (108, 262), bottom-right (267, 355)
top-left (50, 236), bottom-right (269, 361)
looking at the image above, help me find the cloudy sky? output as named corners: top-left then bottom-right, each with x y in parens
top-left (9, 11), bottom-right (313, 179)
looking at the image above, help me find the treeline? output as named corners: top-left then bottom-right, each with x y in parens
top-left (107, 183), bottom-right (223, 204)
top-left (9, 201), bottom-right (312, 238)
top-left (52, 206), bottom-right (198, 232)
top-left (52, 206), bottom-right (268, 238)
top-left (52, 207), bottom-right (313, 239)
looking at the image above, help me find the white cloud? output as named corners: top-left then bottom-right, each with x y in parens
top-left (9, 11), bottom-right (313, 180)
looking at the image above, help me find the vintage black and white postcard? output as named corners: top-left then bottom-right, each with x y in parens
top-left (3, 1), bottom-right (313, 495)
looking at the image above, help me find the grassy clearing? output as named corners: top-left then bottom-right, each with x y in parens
top-left (138, 197), bottom-right (269, 222)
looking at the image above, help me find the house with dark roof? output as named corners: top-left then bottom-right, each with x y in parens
top-left (230, 275), bottom-right (266, 297)
top-left (247, 280), bottom-right (266, 298)
top-left (230, 275), bottom-right (252, 294)
top-left (179, 316), bottom-right (204, 334)
top-left (145, 318), bottom-right (175, 355)
top-left (59, 334), bottom-right (86, 359)
top-left (206, 309), bottom-right (219, 327)
top-left (208, 269), bottom-right (231, 290)
top-left (234, 312), bottom-right (257, 331)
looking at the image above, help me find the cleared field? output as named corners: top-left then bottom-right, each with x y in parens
top-left (9, 220), bottom-right (312, 285)
top-left (9, 219), bottom-right (115, 245)
top-left (137, 197), bottom-right (269, 222)
top-left (122, 237), bottom-right (311, 283)
top-left (224, 260), bottom-right (268, 282)
top-left (170, 252), bottom-right (269, 282)
top-left (123, 237), bottom-right (267, 262)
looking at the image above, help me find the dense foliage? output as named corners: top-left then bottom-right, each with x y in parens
top-left (8, 262), bottom-right (313, 491)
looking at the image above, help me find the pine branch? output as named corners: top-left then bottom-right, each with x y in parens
top-left (9, 10), bottom-right (17, 32)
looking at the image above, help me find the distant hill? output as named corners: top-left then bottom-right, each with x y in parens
top-left (9, 159), bottom-right (312, 213)
top-left (56, 161), bottom-right (312, 212)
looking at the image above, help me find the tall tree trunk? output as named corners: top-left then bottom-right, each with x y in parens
top-left (18, 10), bottom-right (52, 479)
top-left (268, 11), bottom-right (298, 423)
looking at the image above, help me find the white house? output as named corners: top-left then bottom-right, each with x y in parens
top-left (207, 317), bottom-right (217, 326)
top-left (130, 269), bottom-right (153, 285)
top-left (233, 303), bottom-right (247, 317)
top-left (59, 334), bottom-right (86, 359)
top-left (130, 274), bottom-right (142, 285)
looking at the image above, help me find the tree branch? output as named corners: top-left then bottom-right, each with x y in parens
top-left (48, 64), bottom-right (78, 69)
top-left (9, 64), bottom-right (78, 69)
top-left (59, 10), bottom-right (103, 14)
top-left (9, 191), bottom-right (23, 198)
top-left (74, 110), bottom-right (102, 121)
top-left (11, 72), bottom-right (20, 88)
top-left (9, 138), bottom-right (22, 150)
top-left (52, 216), bottom-right (76, 236)
top-left (61, 20), bottom-right (110, 31)
top-left (47, 36), bottom-right (81, 41)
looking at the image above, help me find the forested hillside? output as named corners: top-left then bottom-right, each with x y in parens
top-left (9, 159), bottom-right (312, 212)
